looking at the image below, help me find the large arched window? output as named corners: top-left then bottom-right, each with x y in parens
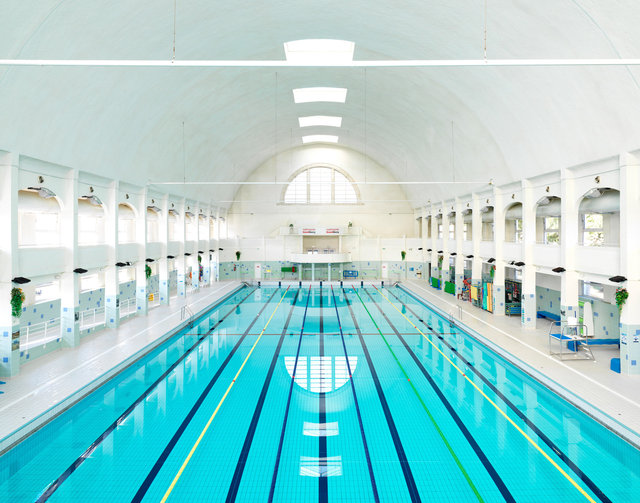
top-left (283, 167), bottom-right (358, 204)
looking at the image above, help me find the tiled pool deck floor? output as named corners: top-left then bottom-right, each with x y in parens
top-left (1, 279), bottom-right (639, 453)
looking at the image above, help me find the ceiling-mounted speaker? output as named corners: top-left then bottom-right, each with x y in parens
top-left (609, 275), bottom-right (627, 283)
top-left (466, 255), bottom-right (473, 259)
top-left (115, 262), bottom-right (127, 267)
top-left (552, 267), bottom-right (566, 273)
top-left (487, 258), bottom-right (495, 263)
top-left (514, 261), bottom-right (525, 267)
top-left (73, 268), bottom-right (88, 274)
top-left (12, 277), bottom-right (30, 284)
top-left (167, 255), bottom-right (175, 259)
top-left (145, 258), bottom-right (155, 263)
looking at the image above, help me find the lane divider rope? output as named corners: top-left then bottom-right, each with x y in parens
top-left (374, 285), bottom-right (598, 503)
top-left (160, 286), bottom-right (291, 503)
top-left (351, 286), bottom-right (484, 502)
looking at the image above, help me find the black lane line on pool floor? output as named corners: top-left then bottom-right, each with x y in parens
top-left (268, 287), bottom-right (313, 503)
top-left (342, 288), bottom-right (422, 503)
top-left (330, 286), bottom-right (380, 503)
top-left (387, 287), bottom-right (612, 503)
top-left (364, 288), bottom-right (515, 503)
top-left (225, 288), bottom-right (302, 502)
top-left (319, 284), bottom-right (328, 503)
top-left (36, 286), bottom-right (258, 503)
top-left (130, 288), bottom-right (281, 502)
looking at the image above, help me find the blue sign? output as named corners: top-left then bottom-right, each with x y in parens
top-left (343, 270), bottom-right (358, 278)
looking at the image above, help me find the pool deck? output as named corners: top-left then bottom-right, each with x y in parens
top-left (0, 281), bottom-right (242, 452)
top-left (401, 279), bottom-right (640, 444)
top-left (2, 278), bottom-right (640, 453)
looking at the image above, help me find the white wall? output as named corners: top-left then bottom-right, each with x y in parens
top-left (228, 146), bottom-right (415, 238)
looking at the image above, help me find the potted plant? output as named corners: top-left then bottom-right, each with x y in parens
top-left (236, 251), bottom-right (241, 261)
top-left (616, 287), bottom-right (629, 313)
top-left (10, 287), bottom-right (25, 318)
top-left (145, 264), bottom-right (152, 279)
top-left (400, 250), bottom-right (406, 261)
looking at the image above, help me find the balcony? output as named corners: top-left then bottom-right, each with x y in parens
top-left (290, 252), bottom-right (352, 264)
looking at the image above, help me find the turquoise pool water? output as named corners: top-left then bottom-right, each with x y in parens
top-left (0, 284), bottom-right (639, 502)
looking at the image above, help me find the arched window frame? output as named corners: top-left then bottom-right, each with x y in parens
top-left (280, 164), bottom-right (361, 205)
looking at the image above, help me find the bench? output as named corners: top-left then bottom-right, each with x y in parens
top-left (537, 310), bottom-right (561, 322)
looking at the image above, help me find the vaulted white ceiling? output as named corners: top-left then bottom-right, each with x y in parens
top-left (1, 1), bottom-right (640, 207)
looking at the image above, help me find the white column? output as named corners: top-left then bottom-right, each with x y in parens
top-left (560, 169), bottom-right (580, 323)
top-left (105, 181), bottom-right (119, 328)
top-left (493, 188), bottom-right (506, 316)
top-left (176, 199), bottom-right (187, 298)
top-left (159, 194), bottom-right (170, 305)
top-left (441, 206), bottom-right (450, 285)
top-left (421, 206), bottom-right (428, 277)
top-left (471, 194), bottom-right (482, 291)
top-left (430, 206), bottom-right (438, 285)
top-left (454, 199), bottom-right (465, 297)
top-left (521, 180), bottom-right (537, 328)
top-left (60, 169), bottom-right (80, 347)
top-left (0, 153), bottom-right (20, 376)
top-left (619, 153), bottom-right (640, 374)
top-left (135, 188), bottom-right (148, 316)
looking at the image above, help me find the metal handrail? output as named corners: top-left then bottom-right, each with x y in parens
top-left (148, 291), bottom-right (160, 308)
top-left (21, 317), bottom-right (61, 351)
top-left (549, 321), bottom-right (595, 360)
top-left (120, 297), bottom-right (137, 317)
top-left (79, 306), bottom-right (106, 329)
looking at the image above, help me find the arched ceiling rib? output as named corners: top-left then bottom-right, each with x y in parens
top-left (1, 1), bottom-right (640, 208)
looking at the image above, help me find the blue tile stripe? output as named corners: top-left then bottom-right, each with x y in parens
top-left (343, 288), bottom-right (421, 503)
top-left (375, 288), bottom-right (514, 502)
top-left (37, 286), bottom-right (257, 503)
top-left (330, 286), bottom-right (380, 502)
top-left (225, 288), bottom-right (301, 501)
top-left (318, 285), bottom-right (328, 503)
top-left (130, 287), bottom-right (278, 503)
top-left (391, 287), bottom-right (611, 503)
top-left (268, 287), bottom-right (313, 503)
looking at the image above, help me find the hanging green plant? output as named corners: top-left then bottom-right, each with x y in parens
top-left (236, 251), bottom-right (241, 261)
top-left (145, 264), bottom-right (152, 279)
top-left (615, 287), bottom-right (629, 313)
top-left (400, 250), bottom-right (406, 261)
top-left (197, 254), bottom-right (202, 263)
top-left (10, 287), bottom-right (25, 318)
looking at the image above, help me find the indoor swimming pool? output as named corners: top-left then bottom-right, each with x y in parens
top-left (0, 284), bottom-right (639, 502)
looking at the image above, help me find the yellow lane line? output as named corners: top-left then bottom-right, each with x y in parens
top-left (374, 286), bottom-right (597, 503)
top-left (160, 286), bottom-right (291, 503)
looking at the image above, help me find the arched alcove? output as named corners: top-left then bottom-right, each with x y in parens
top-left (185, 211), bottom-right (197, 241)
top-left (462, 209), bottom-right (472, 241)
top-left (505, 203), bottom-right (523, 243)
top-left (578, 188), bottom-right (620, 247)
top-left (78, 197), bottom-right (106, 245)
top-left (536, 196), bottom-right (561, 245)
top-left (118, 203), bottom-right (137, 244)
top-left (18, 188), bottom-right (61, 247)
top-left (146, 207), bottom-right (160, 243)
top-left (168, 209), bottom-right (180, 241)
top-left (480, 205), bottom-right (494, 241)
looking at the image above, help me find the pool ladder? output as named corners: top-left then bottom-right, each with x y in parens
top-left (448, 305), bottom-right (463, 325)
top-left (181, 305), bottom-right (195, 324)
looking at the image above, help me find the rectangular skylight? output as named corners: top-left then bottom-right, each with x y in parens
top-left (298, 116), bottom-right (343, 128)
top-left (284, 39), bottom-right (355, 64)
top-left (302, 135), bottom-right (339, 144)
top-left (293, 87), bottom-right (347, 103)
